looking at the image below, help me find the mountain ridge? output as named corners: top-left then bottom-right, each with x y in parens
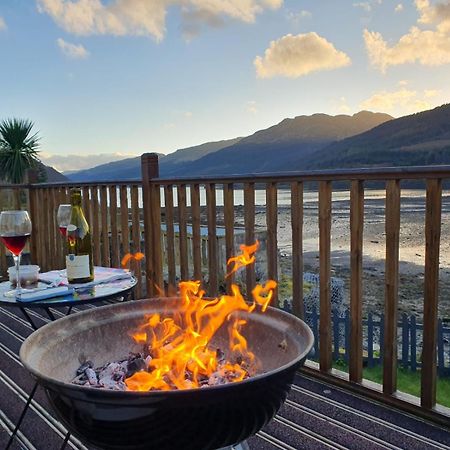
top-left (67, 111), bottom-right (392, 181)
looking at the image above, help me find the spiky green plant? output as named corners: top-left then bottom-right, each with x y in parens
top-left (0, 118), bottom-right (41, 184)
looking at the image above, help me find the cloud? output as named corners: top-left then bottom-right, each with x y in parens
top-left (183, 111), bottom-right (193, 118)
top-left (365, 0), bottom-right (450, 72)
top-left (40, 152), bottom-right (138, 172)
top-left (335, 97), bottom-right (351, 113)
top-left (37, 0), bottom-right (283, 41)
top-left (286, 10), bottom-right (312, 23)
top-left (0, 16), bottom-right (6, 31)
top-left (395, 3), bottom-right (404, 12)
top-left (353, 0), bottom-right (382, 12)
top-left (353, 2), bottom-right (372, 12)
top-left (57, 38), bottom-right (89, 58)
top-left (360, 88), bottom-right (440, 113)
top-left (254, 33), bottom-right (351, 79)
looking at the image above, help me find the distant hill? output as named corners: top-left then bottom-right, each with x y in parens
top-left (68, 112), bottom-right (391, 181)
top-left (167, 111), bottom-right (393, 176)
top-left (41, 163), bottom-right (68, 182)
top-left (304, 104), bottom-right (450, 170)
top-left (67, 139), bottom-right (240, 182)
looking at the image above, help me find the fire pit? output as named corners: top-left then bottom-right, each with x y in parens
top-left (20, 297), bottom-right (313, 450)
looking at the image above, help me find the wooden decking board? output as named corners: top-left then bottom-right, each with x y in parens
top-left (0, 306), bottom-right (449, 450)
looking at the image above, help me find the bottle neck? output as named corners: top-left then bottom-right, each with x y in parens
top-left (71, 193), bottom-right (82, 207)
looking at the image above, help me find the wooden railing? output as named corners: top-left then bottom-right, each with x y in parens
top-left (1, 154), bottom-right (449, 426)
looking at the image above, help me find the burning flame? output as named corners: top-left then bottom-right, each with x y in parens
top-left (121, 252), bottom-right (145, 268)
top-left (126, 242), bottom-right (277, 391)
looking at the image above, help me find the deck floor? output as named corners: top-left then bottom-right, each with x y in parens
top-left (1, 303), bottom-right (449, 450)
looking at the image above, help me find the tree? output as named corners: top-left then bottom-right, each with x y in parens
top-left (0, 118), bottom-right (41, 184)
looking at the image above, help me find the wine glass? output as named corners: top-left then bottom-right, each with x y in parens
top-left (57, 204), bottom-right (71, 237)
top-left (0, 210), bottom-right (32, 297)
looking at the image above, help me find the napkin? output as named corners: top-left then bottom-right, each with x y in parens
top-left (39, 267), bottom-right (133, 289)
top-left (17, 286), bottom-right (73, 303)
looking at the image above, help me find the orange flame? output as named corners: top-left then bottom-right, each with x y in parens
top-left (226, 241), bottom-right (259, 277)
top-left (126, 243), bottom-right (276, 391)
top-left (121, 252), bottom-right (145, 268)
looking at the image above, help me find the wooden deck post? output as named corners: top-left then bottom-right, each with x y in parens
top-left (421, 179), bottom-right (442, 409)
top-left (141, 153), bottom-right (161, 297)
top-left (349, 180), bottom-right (364, 383)
top-left (383, 180), bottom-right (400, 395)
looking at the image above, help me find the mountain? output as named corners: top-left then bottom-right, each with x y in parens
top-left (159, 138), bottom-right (242, 176)
top-left (41, 164), bottom-right (68, 182)
top-left (67, 112), bottom-right (392, 181)
top-left (67, 156), bottom-right (141, 182)
top-left (304, 104), bottom-right (450, 170)
top-left (166, 111), bottom-right (393, 176)
top-left (67, 138), bottom-right (241, 182)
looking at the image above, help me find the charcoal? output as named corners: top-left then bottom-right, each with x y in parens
top-left (208, 372), bottom-right (228, 386)
top-left (72, 346), bottom-right (253, 391)
top-left (85, 368), bottom-right (98, 385)
top-left (216, 349), bottom-right (225, 364)
top-left (126, 357), bottom-right (146, 377)
top-left (76, 360), bottom-right (93, 375)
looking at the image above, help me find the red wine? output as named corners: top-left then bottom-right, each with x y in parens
top-left (59, 226), bottom-right (67, 237)
top-left (1, 233), bottom-right (30, 256)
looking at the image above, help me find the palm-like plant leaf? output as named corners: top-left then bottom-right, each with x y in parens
top-left (0, 118), bottom-right (41, 184)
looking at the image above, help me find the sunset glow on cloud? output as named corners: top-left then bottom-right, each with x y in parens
top-left (0, 0), bottom-right (449, 157)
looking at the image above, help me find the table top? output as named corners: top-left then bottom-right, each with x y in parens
top-left (0, 273), bottom-right (137, 308)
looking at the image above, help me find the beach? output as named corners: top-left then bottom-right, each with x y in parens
top-left (227, 189), bottom-right (450, 319)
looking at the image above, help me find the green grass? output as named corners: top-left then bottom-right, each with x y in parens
top-left (333, 360), bottom-right (450, 408)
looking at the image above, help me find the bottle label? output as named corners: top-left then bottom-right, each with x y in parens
top-left (66, 254), bottom-right (90, 279)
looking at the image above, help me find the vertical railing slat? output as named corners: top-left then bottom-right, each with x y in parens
top-left (224, 183), bottom-right (234, 291)
top-left (43, 188), bottom-right (52, 272)
top-left (437, 319), bottom-right (444, 377)
top-left (421, 178), bottom-right (442, 409)
top-left (291, 181), bottom-right (304, 318)
top-left (402, 314), bottom-right (410, 370)
top-left (266, 182), bottom-right (278, 306)
top-left (164, 185), bottom-right (177, 293)
top-left (120, 186), bottom-right (130, 260)
top-left (411, 315), bottom-right (417, 372)
top-left (368, 312), bottom-right (374, 368)
top-left (50, 187), bottom-right (61, 268)
top-left (383, 179), bottom-right (401, 395)
top-left (28, 186), bottom-right (38, 267)
top-left (178, 185), bottom-right (189, 280)
top-left (109, 185), bottom-right (119, 267)
top-left (350, 180), bottom-right (364, 383)
top-left (91, 186), bottom-right (101, 266)
top-left (319, 180), bottom-right (332, 372)
top-left (151, 183), bottom-right (163, 293)
top-left (244, 182), bottom-right (256, 297)
top-left (131, 185), bottom-right (142, 298)
top-left (100, 185), bottom-right (110, 267)
top-left (206, 183), bottom-right (218, 296)
top-left (191, 184), bottom-right (202, 281)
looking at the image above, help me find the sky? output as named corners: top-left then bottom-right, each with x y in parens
top-left (1, 0), bottom-right (450, 170)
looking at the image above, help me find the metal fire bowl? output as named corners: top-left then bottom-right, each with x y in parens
top-left (20, 298), bottom-right (314, 450)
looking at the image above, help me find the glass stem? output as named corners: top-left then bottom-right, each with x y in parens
top-left (14, 254), bottom-right (21, 292)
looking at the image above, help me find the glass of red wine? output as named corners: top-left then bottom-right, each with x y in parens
top-left (0, 210), bottom-right (32, 297)
top-left (57, 204), bottom-right (71, 237)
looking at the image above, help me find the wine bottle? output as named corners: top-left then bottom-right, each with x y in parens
top-left (66, 188), bottom-right (94, 283)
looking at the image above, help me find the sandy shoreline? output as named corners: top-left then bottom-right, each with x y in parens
top-left (224, 189), bottom-right (450, 319)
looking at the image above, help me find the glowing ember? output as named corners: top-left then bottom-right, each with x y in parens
top-left (125, 241), bottom-right (276, 391)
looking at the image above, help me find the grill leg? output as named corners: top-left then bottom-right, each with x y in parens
top-left (6, 382), bottom-right (38, 449)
